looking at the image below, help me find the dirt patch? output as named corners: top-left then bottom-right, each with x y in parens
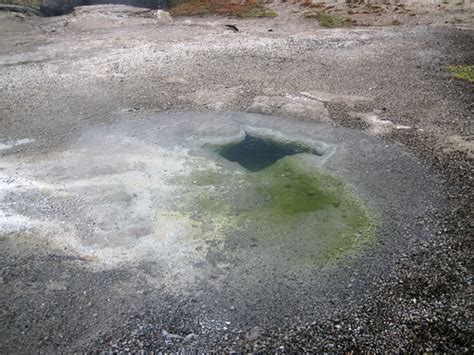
top-left (295, 0), bottom-right (474, 27)
top-left (170, 0), bottom-right (277, 18)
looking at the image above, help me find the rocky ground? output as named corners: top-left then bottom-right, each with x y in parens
top-left (0, 2), bottom-right (473, 352)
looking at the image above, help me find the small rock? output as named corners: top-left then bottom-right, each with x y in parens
top-left (247, 95), bottom-right (331, 123)
top-left (247, 326), bottom-right (261, 341)
top-left (183, 333), bottom-right (197, 343)
top-left (161, 329), bottom-right (183, 340)
top-left (156, 10), bottom-right (173, 23)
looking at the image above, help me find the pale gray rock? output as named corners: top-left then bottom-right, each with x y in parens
top-left (247, 95), bottom-right (331, 123)
top-left (156, 9), bottom-right (172, 23)
top-left (301, 91), bottom-right (375, 108)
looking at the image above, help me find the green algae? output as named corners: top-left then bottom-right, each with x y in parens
top-left (252, 161), bottom-right (340, 216)
top-left (172, 155), bottom-right (376, 267)
top-left (236, 157), bottom-right (375, 265)
top-left (187, 169), bottom-right (233, 187)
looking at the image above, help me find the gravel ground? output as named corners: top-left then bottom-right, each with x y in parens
top-left (0, 4), bottom-right (473, 352)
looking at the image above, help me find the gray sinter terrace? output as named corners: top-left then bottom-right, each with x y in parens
top-left (0, 112), bottom-right (443, 328)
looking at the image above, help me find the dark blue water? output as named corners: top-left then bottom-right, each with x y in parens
top-left (218, 134), bottom-right (311, 172)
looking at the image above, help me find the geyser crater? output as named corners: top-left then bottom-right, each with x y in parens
top-left (0, 112), bottom-right (441, 309)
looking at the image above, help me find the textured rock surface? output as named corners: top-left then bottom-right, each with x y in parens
top-left (0, 5), bottom-right (472, 353)
top-left (248, 95), bottom-right (331, 123)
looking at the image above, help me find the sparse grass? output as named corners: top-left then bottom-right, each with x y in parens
top-left (169, 0), bottom-right (277, 18)
top-left (448, 65), bottom-right (474, 83)
top-left (240, 6), bottom-right (277, 18)
top-left (304, 11), bottom-right (351, 28)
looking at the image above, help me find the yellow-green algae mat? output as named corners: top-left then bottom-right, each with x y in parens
top-left (172, 154), bottom-right (375, 267)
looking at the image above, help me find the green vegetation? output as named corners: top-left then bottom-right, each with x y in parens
top-left (169, 0), bottom-right (277, 18)
top-left (448, 65), bottom-right (474, 83)
top-left (240, 6), bottom-right (277, 18)
top-left (304, 11), bottom-right (351, 28)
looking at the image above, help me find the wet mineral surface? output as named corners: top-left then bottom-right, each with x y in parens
top-left (0, 112), bottom-right (443, 351)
